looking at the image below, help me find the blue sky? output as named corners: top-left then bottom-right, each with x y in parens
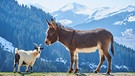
top-left (16, 0), bottom-right (135, 12)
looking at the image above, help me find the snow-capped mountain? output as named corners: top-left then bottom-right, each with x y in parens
top-left (0, 36), bottom-right (14, 53)
top-left (52, 2), bottom-right (135, 27)
top-left (86, 5), bottom-right (135, 22)
top-left (52, 2), bottom-right (88, 27)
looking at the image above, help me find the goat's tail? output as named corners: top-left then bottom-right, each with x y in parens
top-left (111, 36), bottom-right (114, 56)
top-left (15, 48), bottom-right (18, 54)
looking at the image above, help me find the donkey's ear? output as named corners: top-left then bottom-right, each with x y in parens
top-left (51, 18), bottom-right (55, 24)
top-left (51, 18), bottom-right (57, 29)
top-left (46, 19), bottom-right (52, 27)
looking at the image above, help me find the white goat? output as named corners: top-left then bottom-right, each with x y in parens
top-left (13, 43), bottom-right (44, 73)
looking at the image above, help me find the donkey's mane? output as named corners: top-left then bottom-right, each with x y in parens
top-left (56, 22), bottom-right (74, 31)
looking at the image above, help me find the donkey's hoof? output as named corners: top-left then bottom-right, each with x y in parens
top-left (68, 70), bottom-right (72, 73)
top-left (94, 70), bottom-right (99, 73)
top-left (74, 69), bottom-right (78, 73)
top-left (68, 69), bottom-right (73, 73)
top-left (106, 69), bottom-right (111, 75)
top-left (106, 71), bottom-right (110, 75)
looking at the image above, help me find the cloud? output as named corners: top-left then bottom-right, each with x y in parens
top-left (58, 19), bottom-right (72, 26)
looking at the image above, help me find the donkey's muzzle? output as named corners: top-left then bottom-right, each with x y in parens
top-left (45, 40), bottom-right (51, 45)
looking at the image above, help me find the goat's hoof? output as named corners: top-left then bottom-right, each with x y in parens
top-left (18, 72), bottom-right (21, 74)
top-left (26, 71), bottom-right (28, 73)
top-left (31, 72), bottom-right (33, 73)
top-left (13, 71), bottom-right (16, 73)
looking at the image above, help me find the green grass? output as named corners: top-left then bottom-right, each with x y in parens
top-left (0, 72), bottom-right (135, 76)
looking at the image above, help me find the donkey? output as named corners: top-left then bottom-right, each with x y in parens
top-left (45, 19), bottom-right (114, 74)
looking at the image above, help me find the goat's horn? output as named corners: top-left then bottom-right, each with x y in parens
top-left (33, 43), bottom-right (38, 47)
top-left (39, 44), bottom-right (42, 47)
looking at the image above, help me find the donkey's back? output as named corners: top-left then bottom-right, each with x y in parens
top-left (73, 28), bottom-right (113, 51)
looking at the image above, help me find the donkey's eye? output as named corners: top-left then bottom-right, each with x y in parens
top-left (50, 33), bottom-right (55, 36)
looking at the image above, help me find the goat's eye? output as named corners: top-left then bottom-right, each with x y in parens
top-left (34, 47), bottom-right (37, 49)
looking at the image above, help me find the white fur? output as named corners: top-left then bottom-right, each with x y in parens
top-left (76, 43), bottom-right (101, 53)
top-left (14, 48), bottom-right (41, 72)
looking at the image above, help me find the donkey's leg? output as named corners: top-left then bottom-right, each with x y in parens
top-left (94, 51), bottom-right (105, 73)
top-left (74, 51), bottom-right (79, 73)
top-left (68, 51), bottom-right (75, 73)
top-left (103, 50), bottom-right (112, 75)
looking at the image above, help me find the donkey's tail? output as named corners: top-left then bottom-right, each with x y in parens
top-left (111, 36), bottom-right (114, 56)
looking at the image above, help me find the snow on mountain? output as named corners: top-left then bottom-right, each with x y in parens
top-left (0, 36), bottom-right (14, 53)
top-left (87, 5), bottom-right (135, 22)
top-left (113, 14), bottom-right (135, 26)
top-left (115, 65), bottom-right (129, 70)
top-left (53, 2), bottom-right (135, 27)
top-left (128, 16), bottom-right (135, 22)
top-left (55, 57), bottom-right (67, 64)
top-left (60, 2), bottom-right (88, 12)
top-left (52, 2), bottom-right (88, 27)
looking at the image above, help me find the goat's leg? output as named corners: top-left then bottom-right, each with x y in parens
top-left (17, 60), bottom-right (22, 73)
top-left (25, 65), bottom-right (29, 72)
top-left (13, 62), bottom-right (17, 73)
top-left (30, 66), bottom-right (33, 73)
top-left (74, 52), bottom-right (79, 73)
top-left (68, 51), bottom-right (75, 73)
top-left (17, 65), bottom-right (21, 73)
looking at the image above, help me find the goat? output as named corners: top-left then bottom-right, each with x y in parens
top-left (13, 43), bottom-right (44, 73)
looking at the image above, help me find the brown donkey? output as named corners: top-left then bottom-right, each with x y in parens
top-left (45, 19), bottom-right (114, 74)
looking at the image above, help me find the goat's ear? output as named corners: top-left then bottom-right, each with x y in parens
top-left (40, 47), bottom-right (44, 50)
